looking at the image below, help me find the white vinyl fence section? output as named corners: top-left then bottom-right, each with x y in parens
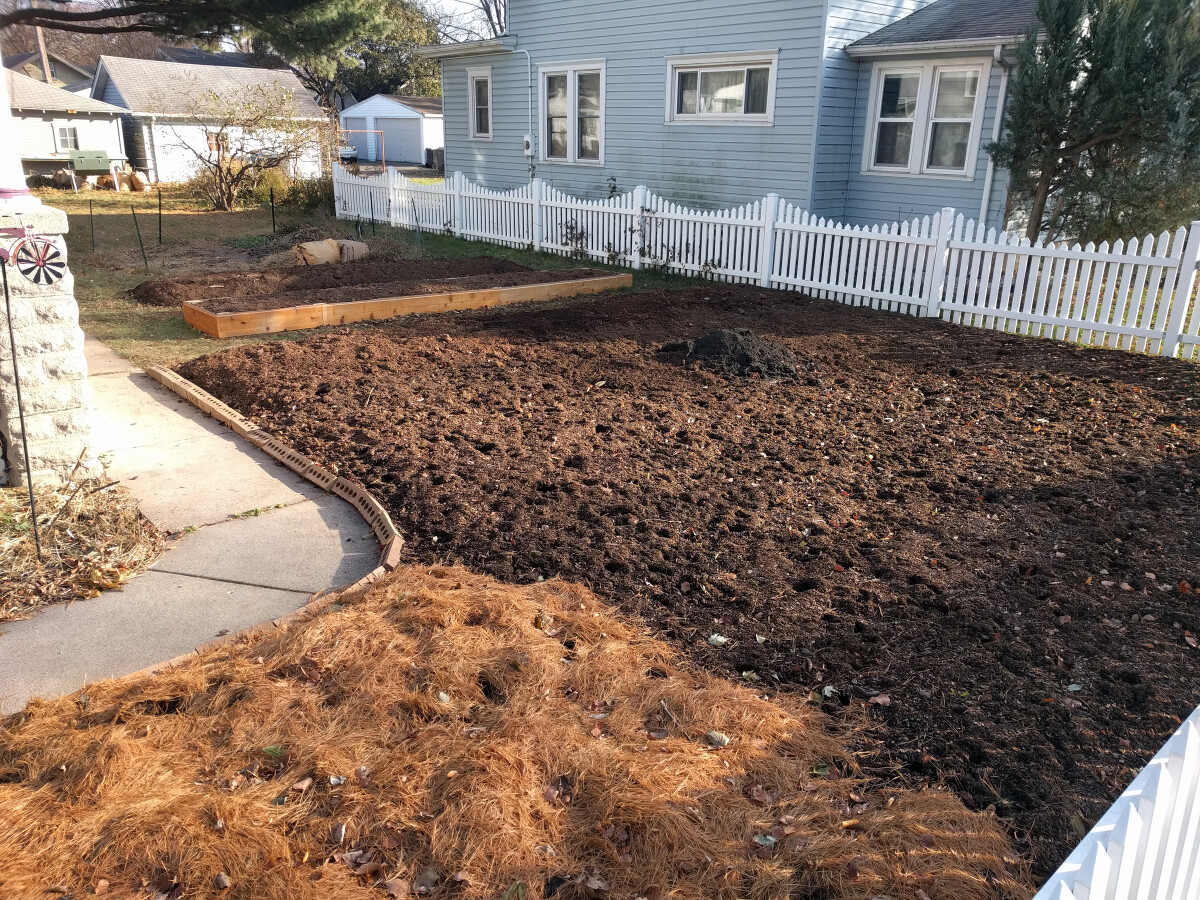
top-left (333, 166), bottom-right (1200, 361)
top-left (1035, 705), bottom-right (1200, 900)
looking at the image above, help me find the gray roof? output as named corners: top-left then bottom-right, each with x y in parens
top-left (95, 55), bottom-right (325, 118)
top-left (384, 95), bottom-right (443, 116)
top-left (154, 47), bottom-right (268, 68)
top-left (850, 0), bottom-right (1038, 51)
top-left (4, 49), bottom-right (94, 78)
top-left (7, 69), bottom-right (124, 115)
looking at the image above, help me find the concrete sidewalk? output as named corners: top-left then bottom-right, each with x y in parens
top-left (0, 339), bottom-right (380, 715)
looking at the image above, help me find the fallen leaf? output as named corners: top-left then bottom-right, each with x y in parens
top-left (1186, 635), bottom-right (1198, 649)
top-left (384, 879), bottom-right (411, 898)
top-left (868, 694), bottom-right (891, 707)
top-left (708, 633), bottom-right (729, 647)
top-left (290, 777), bottom-right (313, 792)
top-left (414, 868), bottom-right (439, 894)
top-left (94, 880), bottom-right (110, 896)
top-left (214, 872), bottom-right (231, 891)
top-left (704, 730), bottom-right (731, 748)
top-left (329, 822), bottom-right (346, 845)
top-left (501, 882), bottom-right (528, 900)
top-left (840, 818), bottom-right (861, 829)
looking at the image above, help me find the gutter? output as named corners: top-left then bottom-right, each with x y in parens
top-left (978, 45), bottom-right (1011, 228)
top-left (416, 37), bottom-right (516, 60)
top-left (845, 36), bottom-right (1029, 60)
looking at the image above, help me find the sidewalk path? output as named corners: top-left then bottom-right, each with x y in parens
top-left (0, 338), bottom-right (380, 715)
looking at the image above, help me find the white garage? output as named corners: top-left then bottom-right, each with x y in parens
top-left (338, 94), bottom-right (444, 166)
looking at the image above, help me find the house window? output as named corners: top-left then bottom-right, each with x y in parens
top-left (56, 126), bottom-right (79, 151)
top-left (538, 61), bottom-right (605, 164)
top-left (865, 60), bottom-right (987, 177)
top-left (665, 51), bottom-right (779, 125)
top-left (468, 66), bottom-right (492, 139)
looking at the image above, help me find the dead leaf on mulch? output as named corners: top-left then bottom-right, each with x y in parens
top-left (0, 473), bottom-right (162, 621)
top-left (0, 566), bottom-right (1031, 900)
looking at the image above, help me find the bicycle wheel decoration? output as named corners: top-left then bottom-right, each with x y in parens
top-left (12, 238), bottom-right (67, 286)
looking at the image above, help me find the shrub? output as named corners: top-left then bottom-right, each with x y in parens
top-left (25, 174), bottom-right (58, 189)
top-left (249, 167), bottom-right (292, 206)
top-left (281, 176), bottom-right (335, 211)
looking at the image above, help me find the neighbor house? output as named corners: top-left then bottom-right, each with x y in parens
top-left (419, 0), bottom-right (1036, 230)
top-left (339, 95), bottom-right (444, 165)
top-left (90, 56), bottom-right (326, 183)
top-left (6, 69), bottom-right (127, 177)
top-left (4, 50), bottom-right (94, 94)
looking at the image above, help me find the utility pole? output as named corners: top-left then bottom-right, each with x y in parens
top-left (31, 2), bottom-right (54, 84)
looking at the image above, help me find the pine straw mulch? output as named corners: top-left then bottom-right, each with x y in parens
top-left (0, 475), bottom-right (164, 622)
top-left (0, 566), bottom-right (1032, 900)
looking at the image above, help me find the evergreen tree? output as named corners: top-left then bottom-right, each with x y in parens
top-left (990, 0), bottom-right (1200, 243)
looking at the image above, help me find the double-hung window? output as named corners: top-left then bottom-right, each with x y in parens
top-left (665, 51), bottom-right (778, 125)
top-left (468, 66), bottom-right (492, 140)
top-left (865, 60), bottom-right (986, 178)
top-left (55, 126), bottom-right (79, 152)
top-left (539, 60), bottom-right (605, 164)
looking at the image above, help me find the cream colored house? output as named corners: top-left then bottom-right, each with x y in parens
top-left (7, 69), bottom-right (127, 177)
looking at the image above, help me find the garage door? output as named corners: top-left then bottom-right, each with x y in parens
top-left (341, 117), bottom-right (369, 159)
top-left (376, 117), bottom-right (422, 164)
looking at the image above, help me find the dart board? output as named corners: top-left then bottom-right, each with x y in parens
top-left (10, 237), bottom-right (67, 285)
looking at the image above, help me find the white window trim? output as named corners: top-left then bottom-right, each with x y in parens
top-left (862, 58), bottom-right (990, 180)
top-left (664, 50), bottom-right (780, 126)
top-left (467, 65), bottom-right (493, 141)
top-left (537, 58), bottom-right (606, 167)
top-left (53, 122), bottom-right (79, 154)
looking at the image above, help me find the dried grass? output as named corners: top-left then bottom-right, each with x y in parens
top-left (0, 566), bottom-right (1031, 900)
top-left (0, 473), bottom-right (163, 622)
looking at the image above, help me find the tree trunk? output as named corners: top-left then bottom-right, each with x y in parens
top-left (1026, 168), bottom-right (1054, 243)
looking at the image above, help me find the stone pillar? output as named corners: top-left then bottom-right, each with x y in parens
top-left (0, 208), bottom-right (97, 486)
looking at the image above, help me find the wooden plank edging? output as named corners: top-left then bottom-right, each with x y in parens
top-left (181, 273), bottom-right (635, 338)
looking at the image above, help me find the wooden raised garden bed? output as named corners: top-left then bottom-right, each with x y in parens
top-left (182, 272), bottom-right (634, 338)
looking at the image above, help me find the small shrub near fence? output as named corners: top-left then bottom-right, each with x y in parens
top-left (333, 165), bottom-right (1200, 362)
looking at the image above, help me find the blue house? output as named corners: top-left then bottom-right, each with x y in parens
top-left (419, 0), bottom-right (1037, 231)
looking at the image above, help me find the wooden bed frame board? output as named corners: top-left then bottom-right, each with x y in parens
top-left (182, 273), bottom-right (634, 339)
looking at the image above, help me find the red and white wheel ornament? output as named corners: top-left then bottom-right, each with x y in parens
top-left (8, 236), bottom-right (67, 285)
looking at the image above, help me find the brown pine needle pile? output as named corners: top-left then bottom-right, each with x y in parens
top-left (0, 477), bottom-right (163, 621)
top-left (0, 566), bottom-right (1032, 900)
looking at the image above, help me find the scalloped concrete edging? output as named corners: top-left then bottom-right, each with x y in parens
top-left (119, 366), bottom-right (407, 680)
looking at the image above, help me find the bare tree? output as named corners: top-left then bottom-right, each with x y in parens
top-left (165, 83), bottom-right (325, 210)
top-left (434, 0), bottom-right (506, 42)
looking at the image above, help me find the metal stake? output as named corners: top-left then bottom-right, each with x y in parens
top-left (369, 193), bottom-right (376, 236)
top-left (88, 199), bottom-right (95, 253)
top-left (157, 189), bottom-right (163, 244)
top-left (130, 204), bottom-right (148, 269)
top-left (270, 187), bottom-right (276, 234)
top-left (1, 261), bottom-right (42, 562)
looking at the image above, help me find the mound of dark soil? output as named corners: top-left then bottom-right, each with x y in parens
top-left (662, 328), bottom-right (799, 378)
top-left (129, 257), bottom-right (531, 307)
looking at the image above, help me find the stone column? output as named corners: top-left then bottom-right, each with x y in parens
top-left (0, 206), bottom-right (97, 485)
top-left (1, 56), bottom-right (98, 486)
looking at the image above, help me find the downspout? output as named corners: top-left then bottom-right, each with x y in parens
top-left (978, 44), bottom-right (1009, 229)
top-left (512, 37), bottom-right (535, 179)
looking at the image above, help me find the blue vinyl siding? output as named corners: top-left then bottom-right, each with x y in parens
top-left (439, 0), bottom-right (1012, 227)
top-left (443, 0), bottom-right (830, 209)
top-left (809, 0), bottom-right (933, 218)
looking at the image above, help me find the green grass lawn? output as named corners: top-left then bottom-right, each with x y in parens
top-left (37, 186), bottom-right (696, 369)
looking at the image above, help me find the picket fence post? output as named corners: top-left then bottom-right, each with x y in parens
top-left (1162, 220), bottom-right (1200, 358)
top-left (531, 177), bottom-right (544, 252)
top-left (452, 171), bottom-right (464, 237)
top-left (759, 193), bottom-right (780, 288)
top-left (923, 207), bottom-right (955, 317)
top-left (632, 184), bottom-right (648, 271)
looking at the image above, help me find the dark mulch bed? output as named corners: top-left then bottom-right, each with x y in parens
top-left (129, 257), bottom-right (533, 307)
top-left (179, 284), bottom-right (1200, 883)
top-left (199, 268), bottom-right (612, 315)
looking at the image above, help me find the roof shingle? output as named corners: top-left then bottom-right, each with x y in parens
top-left (850, 0), bottom-right (1039, 51)
top-left (384, 95), bottom-right (443, 116)
top-left (96, 55), bottom-right (324, 118)
top-left (6, 69), bottom-right (124, 115)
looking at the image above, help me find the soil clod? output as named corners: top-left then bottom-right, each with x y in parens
top-left (661, 328), bottom-right (799, 378)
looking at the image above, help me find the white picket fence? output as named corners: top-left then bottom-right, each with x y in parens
top-left (1036, 705), bottom-right (1200, 900)
top-left (333, 166), bottom-right (1200, 359)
